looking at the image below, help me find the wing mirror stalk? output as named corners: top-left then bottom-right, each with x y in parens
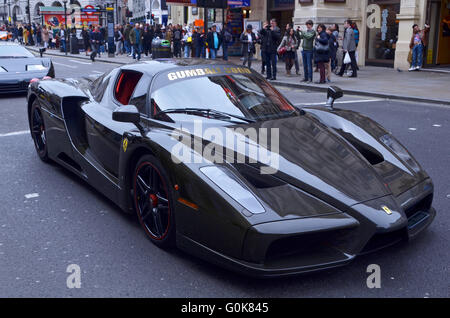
top-left (39, 48), bottom-right (46, 57)
top-left (112, 105), bottom-right (146, 136)
top-left (325, 86), bottom-right (344, 110)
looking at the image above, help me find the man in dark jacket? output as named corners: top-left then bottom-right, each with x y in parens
top-left (259, 19), bottom-right (281, 80)
top-left (90, 26), bottom-right (103, 61)
top-left (337, 20), bottom-right (357, 78)
top-left (172, 25), bottom-right (182, 58)
top-left (206, 25), bottom-right (221, 59)
top-left (130, 23), bottom-right (143, 61)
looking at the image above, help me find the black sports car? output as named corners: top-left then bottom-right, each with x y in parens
top-left (0, 42), bottom-right (54, 94)
top-left (27, 60), bottom-right (435, 277)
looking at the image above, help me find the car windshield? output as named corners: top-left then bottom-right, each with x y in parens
top-left (151, 69), bottom-right (298, 122)
top-left (0, 45), bottom-right (35, 58)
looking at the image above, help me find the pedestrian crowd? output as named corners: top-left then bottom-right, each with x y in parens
top-left (1, 18), bottom-right (365, 83)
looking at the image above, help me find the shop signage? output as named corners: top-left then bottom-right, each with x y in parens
top-left (367, 4), bottom-right (381, 29)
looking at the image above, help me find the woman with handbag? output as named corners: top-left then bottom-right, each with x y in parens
top-left (277, 28), bottom-right (298, 76)
top-left (314, 24), bottom-right (330, 84)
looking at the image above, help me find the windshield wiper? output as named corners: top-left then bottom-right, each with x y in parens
top-left (154, 108), bottom-right (256, 123)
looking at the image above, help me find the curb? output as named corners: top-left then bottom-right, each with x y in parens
top-left (270, 80), bottom-right (450, 106)
top-left (29, 48), bottom-right (126, 65)
top-left (30, 48), bottom-right (450, 106)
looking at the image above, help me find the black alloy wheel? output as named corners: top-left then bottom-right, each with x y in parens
top-left (133, 155), bottom-right (175, 248)
top-left (30, 101), bottom-right (49, 162)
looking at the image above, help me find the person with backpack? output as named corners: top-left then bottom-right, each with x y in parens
top-left (172, 25), bottom-right (182, 58)
top-left (240, 24), bottom-right (257, 68)
top-left (221, 26), bottom-right (233, 61)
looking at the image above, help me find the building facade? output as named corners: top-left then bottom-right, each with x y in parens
top-left (163, 0), bottom-right (449, 70)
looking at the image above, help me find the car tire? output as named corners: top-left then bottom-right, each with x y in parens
top-left (30, 100), bottom-right (50, 162)
top-left (133, 154), bottom-right (176, 248)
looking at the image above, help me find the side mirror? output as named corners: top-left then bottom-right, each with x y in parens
top-left (112, 105), bottom-right (140, 123)
top-left (113, 105), bottom-right (146, 136)
top-left (326, 86), bottom-right (343, 110)
top-left (39, 48), bottom-right (46, 57)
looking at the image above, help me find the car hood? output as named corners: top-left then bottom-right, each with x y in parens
top-left (0, 57), bottom-right (50, 73)
top-left (170, 112), bottom-right (424, 210)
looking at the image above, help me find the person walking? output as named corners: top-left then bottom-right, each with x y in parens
top-left (409, 23), bottom-right (430, 71)
top-left (314, 24), bottom-right (330, 84)
top-left (206, 25), bottom-right (221, 59)
top-left (192, 27), bottom-right (203, 58)
top-left (260, 19), bottom-right (281, 80)
top-left (114, 26), bottom-right (124, 56)
top-left (123, 23), bottom-right (132, 55)
top-left (278, 28), bottom-right (298, 76)
top-left (142, 24), bottom-right (153, 57)
top-left (41, 26), bottom-right (49, 49)
top-left (325, 26), bottom-right (336, 83)
top-left (240, 24), bottom-right (257, 68)
top-left (331, 23), bottom-right (339, 73)
top-left (221, 26), bottom-right (233, 61)
top-left (90, 26), bottom-right (103, 61)
top-left (297, 20), bottom-right (316, 83)
top-left (337, 20), bottom-right (358, 78)
top-left (130, 23), bottom-right (143, 61)
top-left (172, 25), bottom-right (182, 58)
top-left (182, 28), bottom-right (193, 58)
top-left (81, 27), bottom-right (90, 55)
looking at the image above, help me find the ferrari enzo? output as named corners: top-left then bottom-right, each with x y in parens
top-left (1, 42), bottom-right (54, 94)
top-left (27, 59), bottom-right (435, 277)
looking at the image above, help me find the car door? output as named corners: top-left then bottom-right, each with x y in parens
top-left (83, 70), bottom-right (150, 180)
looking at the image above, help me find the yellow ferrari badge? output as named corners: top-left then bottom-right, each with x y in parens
top-left (381, 205), bottom-right (392, 215)
top-left (123, 138), bottom-right (128, 152)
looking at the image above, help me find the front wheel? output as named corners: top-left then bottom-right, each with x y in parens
top-left (133, 155), bottom-right (176, 248)
top-left (30, 101), bottom-right (49, 162)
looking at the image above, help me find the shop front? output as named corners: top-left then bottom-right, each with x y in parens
top-left (267, 0), bottom-right (294, 30)
top-left (365, 0), bottom-right (400, 67)
top-left (426, 0), bottom-right (450, 66)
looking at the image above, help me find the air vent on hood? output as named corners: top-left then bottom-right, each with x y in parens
top-left (233, 164), bottom-right (285, 189)
top-left (338, 131), bottom-right (384, 165)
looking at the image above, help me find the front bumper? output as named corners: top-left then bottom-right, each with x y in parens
top-left (177, 179), bottom-right (435, 278)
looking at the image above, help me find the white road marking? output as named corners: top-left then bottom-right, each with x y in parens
top-left (0, 130), bottom-right (29, 137)
top-left (408, 128), bottom-right (417, 131)
top-left (52, 61), bottom-right (77, 69)
top-left (432, 124), bottom-right (441, 127)
top-left (91, 71), bottom-right (103, 74)
top-left (293, 99), bottom-right (385, 106)
top-left (25, 193), bottom-right (39, 199)
top-left (69, 59), bottom-right (92, 65)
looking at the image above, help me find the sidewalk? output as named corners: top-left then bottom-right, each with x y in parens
top-left (30, 47), bottom-right (450, 105)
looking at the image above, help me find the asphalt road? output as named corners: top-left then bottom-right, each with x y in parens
top-left (0, 56), bottom-right (448, 297)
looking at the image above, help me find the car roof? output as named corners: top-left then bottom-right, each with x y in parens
top-left (121, 58), bottom-right (241, 77)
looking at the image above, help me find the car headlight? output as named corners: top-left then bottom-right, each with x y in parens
top-left (200, 166), bottom-right (265, 214)
top-left (27, 64), bottom-right (47, 71)
top-left (380, 134), bottom-right (420, 172)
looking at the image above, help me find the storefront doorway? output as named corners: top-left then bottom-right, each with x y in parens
top-left (365, 0), bottom-right (400, 67)
top-left (426, 0), bottom-right (450, 67)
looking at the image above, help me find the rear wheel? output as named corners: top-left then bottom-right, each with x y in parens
top-left (30, 101), bottom-right (49, 162)
top-left (133, 155), bottom-right (175, 248)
